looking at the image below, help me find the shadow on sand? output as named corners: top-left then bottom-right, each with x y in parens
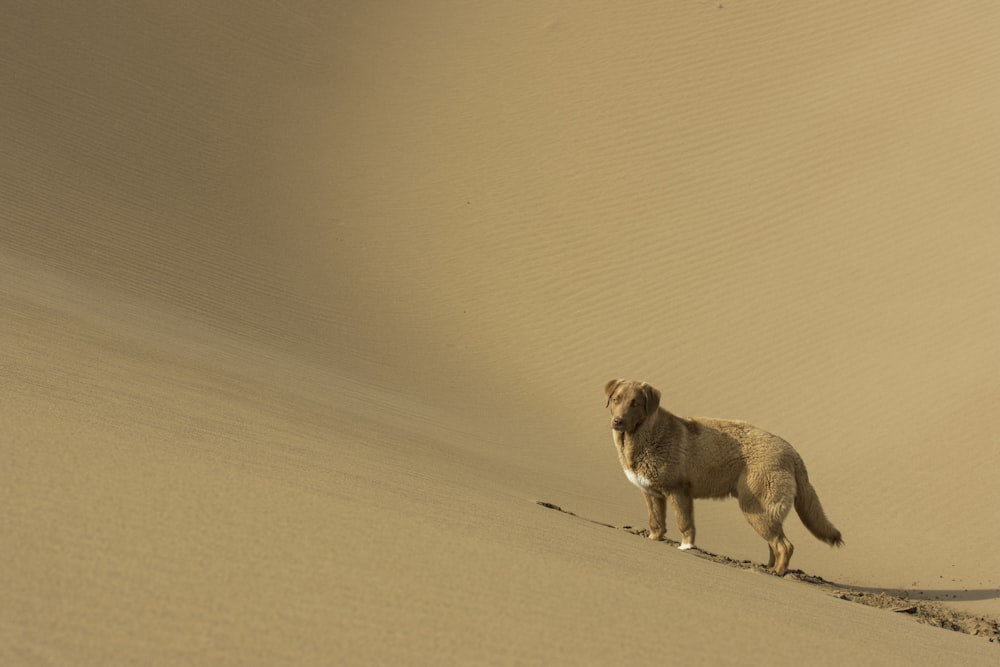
top-left (842, 586), bottom-right (1000, 603)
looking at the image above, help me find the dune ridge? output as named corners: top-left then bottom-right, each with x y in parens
top-left (537, 500), bottom-right (1000, 642)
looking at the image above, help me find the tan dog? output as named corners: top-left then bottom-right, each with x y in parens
top-left (605, 379), bottom-right (843, 575)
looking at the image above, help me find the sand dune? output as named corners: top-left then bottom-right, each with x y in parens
top-left (3, 2), bottom-right (999, 664)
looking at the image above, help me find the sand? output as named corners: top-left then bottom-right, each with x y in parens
top-left (2, 2), bottom-right (999, 664)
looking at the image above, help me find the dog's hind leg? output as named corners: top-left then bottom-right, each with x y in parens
top-left (668, 492), bottom-right (696, 550)
top-left (738, 473), bottom-right (795, 574)
top-left (764, 532), bottom-right (794, 575)
top-left (644, 493), bottom-right (667, 541)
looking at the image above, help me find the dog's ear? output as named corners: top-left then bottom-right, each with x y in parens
top-left (642, 383), bottom-right (661, 414)
top-left (605, 379), bottom-right (624, 407)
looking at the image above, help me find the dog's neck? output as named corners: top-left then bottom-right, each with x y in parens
top-left (613, 412), bottom-right (656, 468)
top-left (615, 407), bottom-right (678, 458)
top-left (612, 428), bottom-right (632, 471)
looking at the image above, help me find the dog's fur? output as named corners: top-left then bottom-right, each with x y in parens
top-left (604, 379), bottom-right (843, 575)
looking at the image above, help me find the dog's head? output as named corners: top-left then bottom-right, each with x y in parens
top-left (604, 379), bottom-right (661, 433)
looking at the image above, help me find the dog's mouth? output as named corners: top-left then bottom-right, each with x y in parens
top-left (611, 419), bottom-right (627, 433)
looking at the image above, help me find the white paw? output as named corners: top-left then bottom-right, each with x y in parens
top-left (678, 542), bottom-right (695, 551)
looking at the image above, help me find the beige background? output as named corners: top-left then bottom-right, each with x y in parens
top-left (3, 2), bottom-right (998, 664)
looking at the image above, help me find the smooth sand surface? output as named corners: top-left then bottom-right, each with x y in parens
top-left (3, 2), bottom-right (998, 664)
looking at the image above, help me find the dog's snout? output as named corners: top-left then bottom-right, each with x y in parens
top-left (612, 416), bottom-right (625, 431)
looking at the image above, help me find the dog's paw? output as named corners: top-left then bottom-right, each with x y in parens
top-left (678, 542), bottom-right (695, 551)
top-left (648, 532), bottom-right (665, 541)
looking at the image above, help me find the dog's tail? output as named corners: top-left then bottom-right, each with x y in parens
top-left (793, 455), bottom-right (844, 547)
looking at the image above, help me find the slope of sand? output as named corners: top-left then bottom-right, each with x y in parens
top-left (3, 2), bottom-right (999, 664)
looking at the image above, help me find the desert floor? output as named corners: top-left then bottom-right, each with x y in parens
top-left (3, 3), bottom-right (998, 665)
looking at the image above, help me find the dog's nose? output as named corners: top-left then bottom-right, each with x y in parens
top-left (612, 416), bottom-right (625, 431)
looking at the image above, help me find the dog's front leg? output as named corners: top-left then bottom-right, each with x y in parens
top-left (643, 493), bottom-right (666, 540)
top-left (669, 492), bottom-right (696, 550)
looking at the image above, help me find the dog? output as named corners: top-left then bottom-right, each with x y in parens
top-left (604, 379), bottom-right (843, 575)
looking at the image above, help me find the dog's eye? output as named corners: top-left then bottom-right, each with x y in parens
top-left (630, 399), bottom-right (637, 407)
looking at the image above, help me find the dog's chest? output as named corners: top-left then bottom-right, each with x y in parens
top-left (613, 430), bottom-right (663, 497)
top-left (623, 467), bottom-right (661, 496)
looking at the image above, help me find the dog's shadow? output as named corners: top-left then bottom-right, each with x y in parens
top-left (536, 500), bottom-right (1000, 640)
top-left (837, 585), bottom-right (1000, 603)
